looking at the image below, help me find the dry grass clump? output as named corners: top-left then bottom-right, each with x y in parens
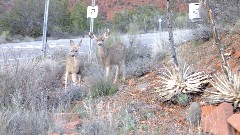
top-left (203, 72), bottom-right (240, 108)
top-left (0, 57), bottom-right (76, 134)
top-left (155, 64), bottom-right (209, 101)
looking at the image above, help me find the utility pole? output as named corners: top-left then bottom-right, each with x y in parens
top-left (42, 0), bottom-right (50, 57)
top-left (167, 0), bottom-right (178, 67)
top-left (88, 0), bottom-right (96, 62)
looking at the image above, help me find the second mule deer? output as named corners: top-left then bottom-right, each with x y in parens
top-left (64, 39), bottom-right (83, 90)
top-left (89, 29), bottom-right (126, 83)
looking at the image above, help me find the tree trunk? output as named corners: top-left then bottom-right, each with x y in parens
top-left (167, 0), bottom-right (179, 67)
top-left (205, 0), bottom-right (232, 82)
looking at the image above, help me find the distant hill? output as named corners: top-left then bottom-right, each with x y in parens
top-left (68, 0), bottom-right (198, 20)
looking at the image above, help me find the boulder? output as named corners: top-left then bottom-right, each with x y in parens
top-left (202, 102), bottom-right (235, 135)
top-left (227, 113), bottom-right (240, 132)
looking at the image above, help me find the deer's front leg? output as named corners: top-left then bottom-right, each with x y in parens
top-left (105, 66), bottom-right (110, 82)
top-left (72, 73), bottom-right (77, 86)
top-left (114, 65), bottom-right (119, 84)
top-left (64, 71), bottom-right (69, 90)
top-left (122, 61), bottom-right (126, 81)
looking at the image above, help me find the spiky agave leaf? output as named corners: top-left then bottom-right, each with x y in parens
top-left (203, 73), bottom-right (240, 108)
top-left (155, 64), bottom-right (209, 101)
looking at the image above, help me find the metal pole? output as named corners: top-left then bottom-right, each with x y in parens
top-left (88, 0), bottom-right (95, 62)
top-left (159, 18), bottom-right (163, 49)
top-left (42, 0), bottom-right (50, 57)
top-left (167, 0), bottom-right (178, 67)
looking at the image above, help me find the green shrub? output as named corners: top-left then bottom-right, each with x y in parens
top-left (112, 10), bottom-right (132, 33)
top-left (177, 94), bottom-right (190, 106)
top-left (235, 19), bottom-right (240, 29)
top-left (90, 80), bottom-right (118, 98)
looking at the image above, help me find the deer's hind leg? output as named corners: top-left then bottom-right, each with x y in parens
top-left (72, 73), bottom-right (77, 86)
top-left (114, 65), bottom-right (119, 84)
top-left (122, 61), bottom-right (126, 81)
top-left (64, 71), bottom-right (69, 90)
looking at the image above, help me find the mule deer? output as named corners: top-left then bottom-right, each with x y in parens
top-left (64, 39), bottom-right (83, 90)
top-left (89, 29), bottom-right (126, 83)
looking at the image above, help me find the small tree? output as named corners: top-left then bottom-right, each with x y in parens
top-left (70, 2), bottom-right (89, 36)
top-left (5, 0), bottom-right (44, 37)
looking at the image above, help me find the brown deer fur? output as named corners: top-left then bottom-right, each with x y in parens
top-left (89, 29), bottom-right (126, 83)
top-left (64, 39), bottom-right (83, 90)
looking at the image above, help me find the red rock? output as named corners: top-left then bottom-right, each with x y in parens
top-left (202, 102), bottom-right (235, 135)
top-left (51, 113), bottom-right (81, 123)
top-left (128, 79), bottom-right (136, 86)
top-left (63, 121), bottom-right (82, 134)
top-left (234, 51), bottom-right (240, 59)
top-left (201, 105), bottom-right (217, 117)
top-left (237, 131), bottom-right (240, 135)
top-left (228, 60), bottom-right (237, 68)
top-left (227, 113), bottom-right (240, 132)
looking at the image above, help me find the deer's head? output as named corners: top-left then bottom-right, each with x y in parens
top-left (69, 39), bottom-right (82, 57)
top-left (89, 29), bottom-right (110, 46)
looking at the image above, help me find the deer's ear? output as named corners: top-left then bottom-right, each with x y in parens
top-left (77, 39), bottom-right (82, 48)
top-left (70, 40), bottom-right (75, 48)
top-left (89, 32), bottom-right (97, 40)
top-left (103, 29), bottom-right (110, 39)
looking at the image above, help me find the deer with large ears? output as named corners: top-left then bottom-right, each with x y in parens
top-left (64, 39), bottom-right (84, 90)
top-left (89, 29), bottom-right (126, 83)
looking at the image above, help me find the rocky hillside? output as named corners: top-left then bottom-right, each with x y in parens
top-left (68, 0), bottom-right (198, 20)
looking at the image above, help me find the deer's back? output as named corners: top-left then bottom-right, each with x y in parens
top-left (107, 42), bottom-right (125, 65)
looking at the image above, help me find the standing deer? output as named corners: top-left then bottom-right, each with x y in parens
top-left (64, 39), bottom-right (83, 90)
top-left (89, 29), bottom-right (126, 83)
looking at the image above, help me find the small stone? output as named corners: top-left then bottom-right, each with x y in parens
top-left (128, 79), bottom-right (137, 86)
top-left (186, 102), bottom-right (201, 126)
top-left (227, 113), bottom-right (240, 132)
top-left (202, 102), bottom-right (235, 135)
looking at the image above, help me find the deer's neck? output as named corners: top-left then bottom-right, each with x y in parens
top-left (98, 46), bottom-right (108, 59)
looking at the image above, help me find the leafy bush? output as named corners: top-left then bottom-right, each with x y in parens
top-left (112, 10), bottom-right (132, 33)
top-left (192, 26), bottom-right (212, 42)
top-left (177, 94), bottom-right (190, 106)
top-left (0, 57), bottom-right (77, 134)
top-left (125, 36), bottom-right (152, 77)
top-left (111, 5), bottom-right (163, 33)
top-left (90, 79), bottom-right (118, 98)
top-left (2, 0), bottom-right (70, 38)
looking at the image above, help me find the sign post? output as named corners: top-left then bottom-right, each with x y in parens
top-left (42, 0), bottom-right (50, 57)
top-left (87, 0), bottom-right (98, 62)
top-left (158, 18), bottom-right (163, 49)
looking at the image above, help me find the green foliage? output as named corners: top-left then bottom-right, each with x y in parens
top-left (112, 10), bottom-right (132, 33)
top-left (48, 0), bottom-right (71, 37)
top-left (111, 5), bottom-right (164, 33)
top-left (70, 2), bottom-right (89, 36)
top-left (134, 5), bottom-right (163, 32)
top-left (2, 0), bottom-right (71, 38)
top-left (173, 13), bottom-right (189, 29)
top-left (4, 0), bottom-right (44, 37)
top-left (177, 94), bottom-right (189, 106)
top-left (235, 19), bottom-right (240, 29)
top-left (90, 80), bottom-right (118, 98)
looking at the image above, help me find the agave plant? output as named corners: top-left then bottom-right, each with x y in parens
top-left (203, 73), bottom-right (240, 108)
top-left (155, 64), bottom-right (209, 101)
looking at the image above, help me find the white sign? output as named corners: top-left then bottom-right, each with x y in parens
top-left (189, 3), bottom-right (200, 20)
top-left (158, 18), bottom-right (162, 22)
top-left (87, 6), bottom-right (98, 18)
